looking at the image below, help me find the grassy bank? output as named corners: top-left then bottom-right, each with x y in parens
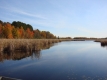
top-left (0, 39), bottom-right (72, 53)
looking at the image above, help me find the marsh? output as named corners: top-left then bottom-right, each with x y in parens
top-left (0, 41), bottom-right (107, 80)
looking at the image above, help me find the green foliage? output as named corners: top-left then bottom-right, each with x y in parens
top-left (12, 21), bottom-right (33, 31)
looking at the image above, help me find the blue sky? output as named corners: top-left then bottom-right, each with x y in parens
top-left (0, 0), bottom-right (107, 38)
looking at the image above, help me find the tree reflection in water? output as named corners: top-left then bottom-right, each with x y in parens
top-left (0, 43), bottom-right (55, 62)
top-left (0, 51), bottom-right (40, 62)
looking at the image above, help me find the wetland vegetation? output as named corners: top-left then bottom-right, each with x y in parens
top-left (0, 39), bottom-right (72, 53)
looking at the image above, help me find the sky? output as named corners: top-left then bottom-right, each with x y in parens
top-left (0, 0), bottom-right (107, 38)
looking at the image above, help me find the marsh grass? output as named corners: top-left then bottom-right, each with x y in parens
top-left (0, 39), bottom-right (71, 53)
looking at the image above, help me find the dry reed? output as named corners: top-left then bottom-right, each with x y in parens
top-left (0, 39), bottom-right (72, 53)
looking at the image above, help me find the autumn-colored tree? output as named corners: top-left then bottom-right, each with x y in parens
top-left (3, 23), bottom-right (13, 38)
top-left (45, 31), bottom-right (55, 39)
top-left (41, 31), bottom-right (56, 39)
top-left (12, 27), bottom-right (18, 38)
top-left (17, 28), bottom-right (22, 38)
top-left (0, 23), bottom-right (3, 38)
top-left (41, 31), bottom-right (46, 38)
top-left (34, 29), bottom-right (41, 39)
top-left (30, 31), bottom-right (34, 38)
top-left (25, 28), bottom-right (34, 39)
top-left (19, 26), bottom-right (25, 38)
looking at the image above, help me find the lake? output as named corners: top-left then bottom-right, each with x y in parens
top-left (0, 41), bottom-right (107, 80)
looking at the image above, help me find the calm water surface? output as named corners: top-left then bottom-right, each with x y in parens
top-left (0, 41), bottom-right (107, 80)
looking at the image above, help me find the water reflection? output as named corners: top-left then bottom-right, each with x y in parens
top-left (0, 51), bottom-right (41, 62)
top-left (101, 44), bottom-right (107, 47)
top-left (0, 43), bottom-right (56, 62)
top-left (1, 41), bottom-right (107, 80)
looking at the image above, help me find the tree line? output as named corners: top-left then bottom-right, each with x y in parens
top-left (0, 20), bottom-right (56, 39)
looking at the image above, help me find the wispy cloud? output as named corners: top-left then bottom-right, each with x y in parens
top-left (0, 6), bottom-right (47, 20)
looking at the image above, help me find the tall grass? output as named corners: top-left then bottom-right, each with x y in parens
top-left (0, 39), bottom-right (71, 53)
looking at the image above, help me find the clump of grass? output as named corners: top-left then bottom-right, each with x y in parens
top-left (100, 41), bottom-right (107, 47)
top-left (94, 39), bottom-right (107, 47)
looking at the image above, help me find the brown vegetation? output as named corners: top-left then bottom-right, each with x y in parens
top-left (0, 39), bottom-right (72, 53)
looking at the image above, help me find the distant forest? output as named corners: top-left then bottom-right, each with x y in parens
top-left (0, 20), bottom-right (56, 39)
